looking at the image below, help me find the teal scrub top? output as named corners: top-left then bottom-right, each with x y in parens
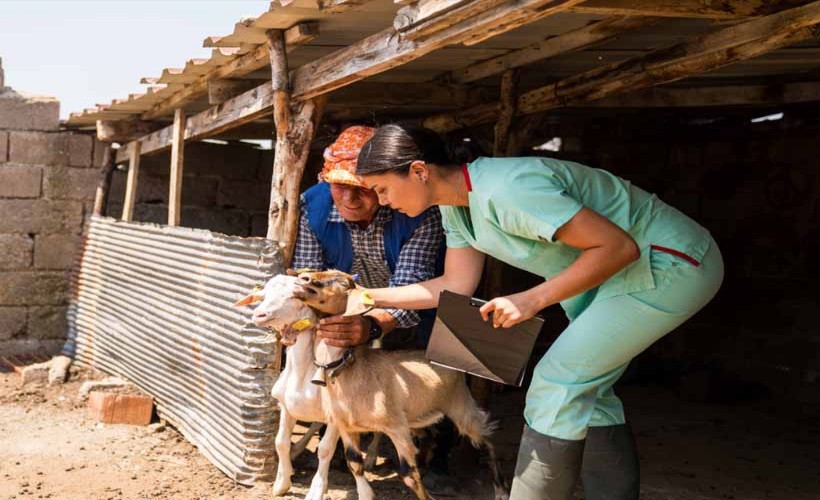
top-left (439, 157), bottom-right (712, 318)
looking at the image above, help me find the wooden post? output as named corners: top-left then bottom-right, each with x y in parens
top-left (492, 69), bottom-right (519, 157)
top-left (471, 69), bottom-right (522, 408)
top-left (168, 108), bottom-right (186, 226)
top-left (266, 29), bottom-right (327, 265)
top-left (121, 141), bottom-right (141, 222)
top-left (92, 143), bottom-right (115, 216)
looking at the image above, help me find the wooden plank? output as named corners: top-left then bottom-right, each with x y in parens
top-left (423, 1), bottom-right (820, 131)
top-left (290, 0), bottom-right (587, 100)
top-left (168, 109), bottom-right (186, 227)
top-left (121, 142), bottom-right (141, 222)
top-left (395, 0), bottom-right (509, 40)
top-left (450, 16), bottom-right (658, 84)
top-left (570, 0), bottom-right (815, 19)
top-left (319, 0), bottom-right (377, 13)
top-left (141, 22), bottom-right (318, 120)
top-left (575, 80), bottom-right (820, 107)
top-left (207, 79), bottom-right (257, 105)
top-left (96, 119), bottom-right (163, 142)
top-left (116, 83), bottom-right (275, 163)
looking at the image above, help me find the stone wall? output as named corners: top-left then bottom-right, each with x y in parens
top-left (0, 65), bottom-right (107, 355)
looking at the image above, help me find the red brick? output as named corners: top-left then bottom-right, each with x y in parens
top-left (87, 391), bottom-right (154, 426)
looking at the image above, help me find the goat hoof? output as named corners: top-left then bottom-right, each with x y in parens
top-left (304, 487), bottom-right (326, 500)
top-left (272, 478), bottom-right (292, 497)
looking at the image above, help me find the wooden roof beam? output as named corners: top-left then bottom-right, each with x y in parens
top-left (116, 82), bottom-right (276, 163)
top-left (290, 0), bottom-right (588, 100)
top-left (450, 16), bottom-right (659, 84)
top-left (423, 0), bottom-right (820, 131)
top-left (96, 119), bottom-right (165, 142)
top-left (120, 0), bottom-right (591, 161)
top-left (570, 0), bottom-right (816, 19)
top-left (140, 21), bottom-right (318, 121)
top-left (574, 80), bottom-right (820, 107)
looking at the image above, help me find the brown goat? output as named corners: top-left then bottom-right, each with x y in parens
top-left (290, 269), bottom-right (509, 500)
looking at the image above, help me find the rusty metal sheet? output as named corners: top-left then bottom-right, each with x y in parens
top-left (63, 215), bottom-right (282, 484)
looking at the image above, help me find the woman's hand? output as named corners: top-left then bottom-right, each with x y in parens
top-left (479, 290), bottom-right (543, 328)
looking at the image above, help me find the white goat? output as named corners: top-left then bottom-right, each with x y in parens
top-left (235, 274), bottom-right (338, 500)
top-left (238, 271), bottom-right (509, 500)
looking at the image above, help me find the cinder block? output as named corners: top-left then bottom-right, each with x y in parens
top-left (250, 214), bottom-right (268, 237)
top-left (0, 199), bottom-right (84, 234)
top-left (8, 131), bottom-right (68, 165)
top-left (0, 271), bottom-right (68, 306)
top-left (0, 306), bottom-right (27, 340)
top-left (68, 134), bottom-right (93, 168)
top-left (0, 131), bottom-right (8, 162)
top-left (44, 166), bottom-right (99, 201)
top-left (182, 207), bottom-right (250, 236)
top-left (27, 305), bottom-right (68, 339)
top-left (217, 180), bottom-right (270, 211)
top-left (92, 139), bottom-right (108, 168)
top-left (88, 391), bottom-right (154, 426)
top-left (20, 361), bottom-right (50, 385)
top-left (0, 92), bottom-right (60, 131)
top-left (34, 233), bottom-right (82, 269)
top-left (0, 234), bottom-right (33, 270)
top-left (0, 164), bottom-right (42, 198)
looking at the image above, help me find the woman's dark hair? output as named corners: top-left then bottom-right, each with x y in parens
top-left (357, 124), bottom-right (481, 176)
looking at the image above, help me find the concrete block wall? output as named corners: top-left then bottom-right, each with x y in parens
top-left (520, 108), bottom-right (820, 403)
top-left (0, 70), bottom-right (107, 355)
top-left (105, 141), bottom-right (275, 237)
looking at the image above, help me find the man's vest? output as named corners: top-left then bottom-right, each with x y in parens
top-left (302, 182), bottom-right (442, 347)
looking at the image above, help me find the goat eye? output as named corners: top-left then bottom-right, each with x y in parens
top-left (311, 280), bottom-right (324, 288)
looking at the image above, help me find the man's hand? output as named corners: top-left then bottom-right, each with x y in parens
top-left (317, 314), bottom-right (371, 347)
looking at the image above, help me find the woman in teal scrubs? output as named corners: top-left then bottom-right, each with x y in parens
top-left (353, 124), bottom-right (723, 500)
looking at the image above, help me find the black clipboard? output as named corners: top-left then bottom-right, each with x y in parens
top-left (425, 291), bottom-right (543, 386)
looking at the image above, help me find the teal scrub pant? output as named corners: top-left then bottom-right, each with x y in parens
top-left (524, 240), bottom-right (724, 440)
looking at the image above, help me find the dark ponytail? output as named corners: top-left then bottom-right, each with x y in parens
top-left (357, 124), bottom-right (462, 176)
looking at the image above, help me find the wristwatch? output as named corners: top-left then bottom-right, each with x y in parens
top-left (365, 316), bottom-right (383, 342)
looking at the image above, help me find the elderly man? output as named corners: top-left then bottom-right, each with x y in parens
top-left (293, 125), bottom-right (444, 349)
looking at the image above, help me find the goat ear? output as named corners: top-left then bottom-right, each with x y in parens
top-left (233, 294), bottom-right (262, 307)
top-left (343, 288), bottom-right (375, 317)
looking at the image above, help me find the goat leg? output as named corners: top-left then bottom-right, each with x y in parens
top-left (385, 429), bottom-right (434, 500)
top-left (291, 421), bottom-right (323, 460)
top-left (273, 408), bottom-right (297, 497)
top-left (363, 432), bottom-right (383, 471)
top-left (305, 423), bottom-right (340, 500)
top-left (340, 430), bottom-right (375, 500)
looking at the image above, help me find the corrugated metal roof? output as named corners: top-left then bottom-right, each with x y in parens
top-left (64, 1), bottom-right (820, 128)
top-left (63, 215), bottom-right (282, 484)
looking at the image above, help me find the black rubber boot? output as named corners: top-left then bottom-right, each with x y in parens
top-left (581, 424), bottom-right (640, 500)
top-left (509, 424), bottom-right (584, 500)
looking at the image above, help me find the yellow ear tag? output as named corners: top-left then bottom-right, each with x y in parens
top-left (291, 318), bottom-right (313, 331)
top-left (249, 295), bottom-right (263, 304)
top-left (360, 291), bottom-right (375, 307)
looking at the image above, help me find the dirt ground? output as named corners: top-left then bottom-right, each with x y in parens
top-left (2, 366), bottom-right (819, 500)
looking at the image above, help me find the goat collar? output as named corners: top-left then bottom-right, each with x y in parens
top-left (313, 348), bottom-right (355, 381)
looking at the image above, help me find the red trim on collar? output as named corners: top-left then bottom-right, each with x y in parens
top-left (461, 163), bottom-right (472, 192)
top-left (650, 245), bottom-right (701, 267)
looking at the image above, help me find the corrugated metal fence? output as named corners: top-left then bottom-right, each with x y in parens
top-left (63, 215), bottom-right (282, 484)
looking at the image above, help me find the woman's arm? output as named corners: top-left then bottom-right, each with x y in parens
top-left (369, 246), bottom-right (486, 310)
top-left (480, 207), bottom-right (639, 327)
